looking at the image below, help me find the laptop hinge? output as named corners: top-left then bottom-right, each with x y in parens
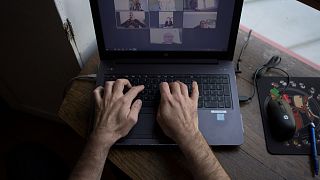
top-left (106, 59), bottom-right (220, 65)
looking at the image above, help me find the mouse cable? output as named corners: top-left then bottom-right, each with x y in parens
top-left (63, 74), bottom-right (97, 99)
top-left (235, 29), bottom-right (252, 74)
top-left (239, 56), bottom-right (290, 103)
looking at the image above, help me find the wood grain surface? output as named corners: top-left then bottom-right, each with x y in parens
top-left (58, 30), bottom-right (320, 179)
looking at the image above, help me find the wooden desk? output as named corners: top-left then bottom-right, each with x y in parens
top-left (58, 29), bottom-right (320, 179)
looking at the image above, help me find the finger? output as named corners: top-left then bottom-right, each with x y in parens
top-left (178, 81), bottom-right (188, 97)
top-left (124, 85), bottom-right (145, 102)
top-left (104, 81), bottom-right (114, 97)
top-left (113, 79), bottom-right (132, 95)
top-left (169, 81), bottom-right (181, 95)
top-left (191, 81), bottom-right (199, 101)
top-left (93, 86), bottom-right (104, 107)
top-left (159, 82), bottom-right (172, 99)
top-left (127, 99), bottom-right (143, 125)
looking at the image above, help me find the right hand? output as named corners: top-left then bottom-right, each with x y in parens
top-left (93, 79), bottom-right (144, 146)
top-left (156, 81), bottom-right (200, 144)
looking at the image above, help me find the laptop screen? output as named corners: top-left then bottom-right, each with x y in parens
top-left (97, 0), bottom-right (237, 52)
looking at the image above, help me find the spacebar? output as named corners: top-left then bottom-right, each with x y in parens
top-left (140, 107), bottom-right (154, 114)
top-left (142, 101), bottom-right (154, 107)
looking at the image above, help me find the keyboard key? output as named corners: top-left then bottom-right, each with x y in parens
top-left (211, 96), bottom-right (217, 101)
top-left (141, 90), bottom-right (147, 95)
top-left (204, 84), bottom-right (210, 90)
top-left (225, 96), bottom-right (232, 108)
top-left (209, 78), bottom-right (216, 84)
top-left (216, 79), bottom-right (222, 84)
top-left (145, 84), bottom-right (151, 89)
top-left (152, 84), bottom-right (157, 89)
top-left (222, 79), bottom-right (229, 84)
top-left (104, 74), bottom-right (231, 110)
top-left (143, 96), bottom-right (150, 101)
top-left (202, 78), bottom-right (209, 84)
top-left (205, 101), bottom-right (218, 108)
top-left (223, 84), bottom-right (230, 96)
top-left (142, 101), bottom-right (154, 107)
top-left (210, 84), bottom-right (217, 90)
top-left (210, 90), bottom-right (217, 95)
top-left (198, 101), bottom-right (204, 108)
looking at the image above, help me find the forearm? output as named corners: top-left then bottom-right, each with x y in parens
top-left (178, 131), bottom-right (230, 180)
top-left (69, 132), bottom-right (114, 180)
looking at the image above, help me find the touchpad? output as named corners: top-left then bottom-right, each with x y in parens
top-left (126, 114), bottom-right (155, 139)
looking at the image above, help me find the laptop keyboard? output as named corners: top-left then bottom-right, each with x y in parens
top-left (104, 74), bottom-right (232, 109)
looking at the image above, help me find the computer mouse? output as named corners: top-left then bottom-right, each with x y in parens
top-left (267, 99), bottom-right (296, 141)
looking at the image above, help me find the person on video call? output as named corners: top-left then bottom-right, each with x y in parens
top-left (120, 12), bottom-right (146, 28)
top-left (162, 32), bottom-right (177, 44)
top-left (130, 0), bottom-right (142, 11)
top-left (188, 0), bottom-right (198, 10)
top-left (159, 0), bottom-right (176, 11)
top-left (164, 17), bottom-right (173, 28)
top-left (69, 79), bottom-right (230, 180)
top-left (194, 20), bottom-right (209, 29)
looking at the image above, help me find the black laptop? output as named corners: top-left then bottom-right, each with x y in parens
top-left (89, 0), bottom-right (244, 145)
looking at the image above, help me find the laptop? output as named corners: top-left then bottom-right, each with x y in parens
top-left (89, 0), bottom-right (244, 145)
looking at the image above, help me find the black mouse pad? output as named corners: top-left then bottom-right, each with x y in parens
top-left (257, 77), bottom-right (320, 155)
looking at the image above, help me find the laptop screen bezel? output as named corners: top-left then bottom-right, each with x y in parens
top-left (89, 0), bottom-right (244, 63)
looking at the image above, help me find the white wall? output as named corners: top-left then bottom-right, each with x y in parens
top-left (54, 0), bottom-right (98, 67)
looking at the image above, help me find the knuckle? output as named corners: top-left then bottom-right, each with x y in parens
top-left (105, 81), bottom-right (113, 86)
top-left (130, 86), bottom-right (138, 91)
top-left (162, 82), bottom-right (168, 86)
top-left (115, 79), bottom-right (122, 83)
top-left (162, 94), bottom-right (172, 101)
top-left (182, 83), bottom-right (187, 89)
top-left (93, 89), bottom-right (99, 94)
top-left (119, 97), bottom-right (127, 104)
top-left (128, 115), bottom-right (137, 123)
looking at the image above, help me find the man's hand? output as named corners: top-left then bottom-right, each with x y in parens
top-left (157, 81), bottom-right (199, 144)
top-left (157, 81), bottom-right (230, 179)
top-left (69, 79), bottom-right (144, 180)
top-left (93, 79), bottom-right (144, 146)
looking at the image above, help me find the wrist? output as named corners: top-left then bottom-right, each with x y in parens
top-left (176, 128), bottom-right (202, 147)
top-left (90, 130), bottom-right (120, 149)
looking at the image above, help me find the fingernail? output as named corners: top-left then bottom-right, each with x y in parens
top-left (137, 99), bottom-right (142, 105)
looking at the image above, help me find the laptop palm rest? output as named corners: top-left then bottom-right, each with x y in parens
top-left (126, 113), bottom-right (155, 139)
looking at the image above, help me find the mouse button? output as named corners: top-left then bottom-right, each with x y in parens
top-left (280, 100), bottom-right (291, 112)
top-left (278, 100), bottom-right (284, 109)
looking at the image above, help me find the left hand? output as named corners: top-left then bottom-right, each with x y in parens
top-left (92, 79), bottom-right (144, 146)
